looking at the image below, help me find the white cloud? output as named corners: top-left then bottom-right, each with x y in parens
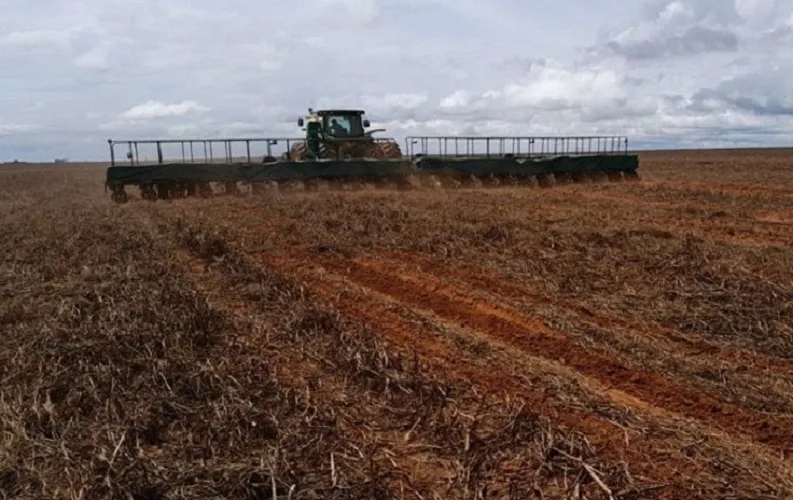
top-left (734, 0), bottom-right (768, 19)
top-left (120, 101), bottom-right (210, 120)
top-left (595, 0), bottom-right (744, 61)
top-left (0, 29), bottom-right (78, 48)
top-left (362, 93), bottom-right (429, 111)
top-left (315, 0), bottom-right (379, 26)
top-left (73, 42), bottom-right (113, 69)
top-left (2, 0), bottom-right (793, 160)
top-left (440, 90), bottom-right (472, 109)
top-left (0, 122), bottom-right (38, 136)
top-left (500, 66), bottom-right (625, 109)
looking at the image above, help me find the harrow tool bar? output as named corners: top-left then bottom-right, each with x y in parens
top-left (108, 137), bottom-right (306, 166)
top-left (104, 135), bottom-right (639, 203)
top-left (405, 135), bottom-right (629, 158)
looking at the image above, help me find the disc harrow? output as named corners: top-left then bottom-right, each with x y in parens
top-left (105, 149), bottom-right (639, 202)
top-left (104, 107), bottom-right (639, 202)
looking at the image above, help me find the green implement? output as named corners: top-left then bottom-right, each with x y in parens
top-left (104, 107), bottom-right (639, 202)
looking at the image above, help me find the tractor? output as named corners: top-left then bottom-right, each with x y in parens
top-left (286, 109), bottom-right (402, 161)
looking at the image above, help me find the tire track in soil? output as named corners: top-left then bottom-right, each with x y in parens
top-left (164, 201), bottom-right (793, 495)
top-left (650, 181), bottom-right (793, 197)
top-left (535, 185), bottom-right (793, 247)
top-left (378, 249), bottom-right (793, 376)
top-left (571, 185), bottom-right (792, 215)
top-left (219, 201), bottom-right (793, 402)
top-left (254, 249), bottom-right (793, 498)
top-left (563, 191), bottom-right (793, 247)
top-left (153, 232), bottom-right (470, 494)
top-left (225, 188), bottom-right (793, 250)
top-left (271, 246), bottom-right (793, 456)
top-left (253, 254), bottom-right (729, 497)
top-left (159, 209), bottom-right (711, 497)
top-left (218, 201), bottom-right (792, 378)
top-left (755, 212), bottom-right (793, 225)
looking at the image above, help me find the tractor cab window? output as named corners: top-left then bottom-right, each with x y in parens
top-left (324, 115), bottom-right (363, 137)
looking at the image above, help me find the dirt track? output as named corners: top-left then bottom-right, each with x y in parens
top-left (2, 148), bottom-right (793, 498)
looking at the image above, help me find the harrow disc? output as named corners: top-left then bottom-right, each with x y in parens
top-left (537, 173), bottom-right (556, 188)
top-left (111, 190), bottom-right (128, 203)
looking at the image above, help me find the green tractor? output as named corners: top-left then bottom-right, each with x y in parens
top-left (287, 109), bottom-right (402, 161)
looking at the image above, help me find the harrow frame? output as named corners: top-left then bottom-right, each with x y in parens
top-left (104, 135), bottom-right (639, 202)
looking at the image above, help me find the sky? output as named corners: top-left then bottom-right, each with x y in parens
top-left (1, 0), bottom-right (792, 161)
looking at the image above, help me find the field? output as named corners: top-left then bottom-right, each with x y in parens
top-left (2, 148), bottom-right (793, 499)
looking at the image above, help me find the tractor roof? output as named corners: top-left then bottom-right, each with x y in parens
top-left (314, 109), bottom-right (365, 116)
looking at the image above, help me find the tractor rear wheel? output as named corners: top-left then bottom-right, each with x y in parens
top-left (374, 141), bottom-right (402, 159)
top-left (320, 142), bottom-right (343, 159)
top-left (289, 141), bottom-right (309, 161)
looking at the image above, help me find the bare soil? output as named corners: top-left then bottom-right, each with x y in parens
top-left (2, 148), bottom-right (793, 499)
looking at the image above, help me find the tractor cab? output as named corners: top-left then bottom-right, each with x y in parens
top-left (290, 107), bottom-right (397, 161)
top-left (298, 109), bottom-right (371, 139)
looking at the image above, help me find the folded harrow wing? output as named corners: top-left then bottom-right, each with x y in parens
top-left (105, 108), bottom-right (639, 202)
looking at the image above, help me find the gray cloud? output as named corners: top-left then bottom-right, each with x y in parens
top-left (604, 25), bottom-right (739, 60)
top-left (590, 0), bottom-right (750, 61)
top-left (1, 0), bottom-right (793, 161)
top-left (690, 68), bottom-right (793, 116)
top-left (641, 0), bottom-right (743, 25)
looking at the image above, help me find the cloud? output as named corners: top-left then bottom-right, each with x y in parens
top-left (0, 122), bottom-right (39, 136)
top-left (2, 0), bottom-right (793, 161)
top-left (120, 101), bottom-right (210, 120)
top-left (314, 0), bottom-right (379, 26)
top-left (432, 63), bottom-right (659, 127)
top-left (1, 30), bottom-right (64, 48)
top-left (690, 67), bottom-right (793, 116)
top-left (440, 90), bottom-right (472, 109)
top-left (498, 66), bottom-right (626, 109)
top-left (592, 0), bottom-right (745, 61)
top-left (73, 41), bottom-right (115, 70)
top-left (361, 93), bottom-right (429, 113)
top-left (603, 26), bottom-right (739, 60)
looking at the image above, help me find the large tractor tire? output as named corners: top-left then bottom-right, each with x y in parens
top-left (321, 141), bottom-right (372, 159)
top-left (289, 141), bottom-right (309, 161)
top-left (373, 140), bottom-right (402, 159)
top-left (320, 142), bottom-right (343, 159)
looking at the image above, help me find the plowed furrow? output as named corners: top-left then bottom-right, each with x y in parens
top-left (463, 185), bottom-right (793, 247)
top-left (654, 181), bottom-right (793, 197)
top-left (635, 219), bottom-right (793, 247)
top-left (207, 201), bottom-right (793, 376)
top-left (574, 186), bottom-right (793, 218)
top-left (156, 210), bottom-right (696, 497)
top-left (365, 250), bottom-right (793, 417)
top-left (154, 233), bottom-right (466, 494)
top-left (577, 192), bottom-right (793, 244)
top-left (253, 254), bottom-right (728, 496)
top-left (557, 196), bottom-right (793, 246)
top-left (272, 247), bottom-right (793, 455)
top-left (379, 249), bottom-right (793, 376)
top-left (251, 248), bottom-right (793, 497)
